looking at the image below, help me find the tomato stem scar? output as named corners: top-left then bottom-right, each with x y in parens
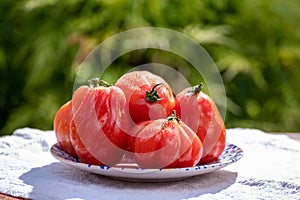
top-left (88, 78), bottom-right (100, 88)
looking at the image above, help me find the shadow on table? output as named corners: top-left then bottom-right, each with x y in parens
top-left (20, 162), bottom-right (237, 200)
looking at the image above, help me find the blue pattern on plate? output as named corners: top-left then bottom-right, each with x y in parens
top-left (51, 142), bottom-right (243, 173)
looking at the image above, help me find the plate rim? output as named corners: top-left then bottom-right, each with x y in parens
top-left (50, 142), bottom-right (243, 180)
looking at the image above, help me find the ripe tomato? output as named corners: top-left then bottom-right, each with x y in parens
top-left (115, 71), bottom-right (175, 125)
top-left (131, 111), bottom-right (203, 169)
top-left (53, 100), bottom-right (77, 157)
top-left (71, 79), bottom-right (129, 166)
top-left (174, 84), bottom-right (226, 164)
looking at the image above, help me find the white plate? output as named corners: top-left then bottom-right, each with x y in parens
top-left (50, 143), bottom-right (243, 182)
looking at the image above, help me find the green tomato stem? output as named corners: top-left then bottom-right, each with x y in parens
top-left (193, 83), bottom-right (203, 94)
top-left (145, 83), bottom-right (162, 103)
top-left (88, 78), bottom-right (112, 88)
top-left (98, 80), bottom-right (112, 87)
top-left (188, 83), bottom-right (204, 95)
top-left (167, 110), bottom-right (179, 122)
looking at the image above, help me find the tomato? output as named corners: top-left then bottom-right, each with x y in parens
top-left (131, 111), bottom-right (203, 169)
top-left (174, 84), bottom-right (226, 164)
top-left (53, 100), bottom-right (77, 157)
top-left (71, 79), bottom-right (129, 166)
top-left (115, 71), bottom-right (175, 125)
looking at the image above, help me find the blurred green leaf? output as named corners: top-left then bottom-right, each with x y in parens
top-left (1, 0), bottom-right (300, 135)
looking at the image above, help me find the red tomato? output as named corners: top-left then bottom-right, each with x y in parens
top-left (174, 84), bottom-right (226, 164)
top-left (71, 79), bottom-right (129, 166)
top-left (53, 100), bottom-right (77, 157)
top-left (115, 71), bottom-right (175, 125)
top-left (131, 111), bottom-right (203, 169)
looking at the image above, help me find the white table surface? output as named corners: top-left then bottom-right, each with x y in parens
top-left (0, 128), bottom-right (299, 200)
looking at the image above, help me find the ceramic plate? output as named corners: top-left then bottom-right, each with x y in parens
top-left (50, 143), bottom-right (243, 182)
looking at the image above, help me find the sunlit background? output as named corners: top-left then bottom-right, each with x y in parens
top-left (1, 0), bottom-right (299, 135)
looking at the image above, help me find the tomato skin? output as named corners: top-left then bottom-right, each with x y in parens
top-left (71, 84), bottom-right (129, 166)
top-left (132, 116), bottom-right (203, 169)
top-left (115, 71), bottom-right (175, 125)
top-left (70, 120), bottom-right (101, 165)
top-left (54, 101), bottom-right (77, 157)
top-left (167, 123), bottom-right (203, 168)
top-left (174, 86), bottom-right (226, 164)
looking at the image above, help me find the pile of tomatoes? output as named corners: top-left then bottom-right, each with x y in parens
top-left (54, 71), bottom-right (226, 169)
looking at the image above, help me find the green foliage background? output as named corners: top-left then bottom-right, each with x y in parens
top-left (0, 0), bottom-right (299, 135)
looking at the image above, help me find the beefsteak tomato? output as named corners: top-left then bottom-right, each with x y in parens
top-left (174, 84), bottom-right (226, 164)
top-left (71, 79), bottom-right (129, 166)
top-left (131, 111), bottom-right (203, 169)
